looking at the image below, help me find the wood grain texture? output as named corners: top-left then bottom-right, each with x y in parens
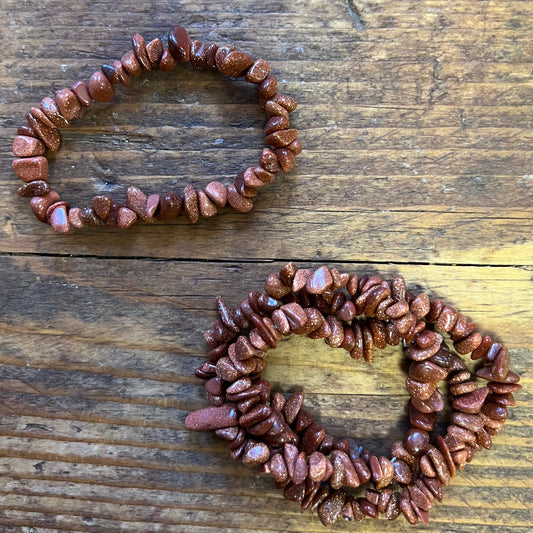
top-left (0, 0), bottom-right (532, 532)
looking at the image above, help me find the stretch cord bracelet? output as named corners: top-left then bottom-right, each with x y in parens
top-left (12, 26), bottom-right (300, 233)
top-left (186, 263), bottom-right (520, 527)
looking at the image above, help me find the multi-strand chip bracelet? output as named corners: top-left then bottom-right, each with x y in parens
top-left (11, 23), bottom-right (520, 528)
top-left (11, 25), bottom-right (300, 233)
top-left (186, 263), bottom-right (520, 527)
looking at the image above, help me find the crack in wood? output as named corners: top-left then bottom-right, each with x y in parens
top-left (345, 0), bottom-right (365, 30)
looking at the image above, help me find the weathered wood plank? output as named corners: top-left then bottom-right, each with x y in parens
top-left (0, 257), bottom-right (531, 532)
top-left (1, 207), bottom-right (531, 265)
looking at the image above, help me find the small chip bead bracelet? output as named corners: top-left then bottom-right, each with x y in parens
top-left (12, 25), bottom-right (300, 233)
top-left (186, 263), bottom-right (520, 527)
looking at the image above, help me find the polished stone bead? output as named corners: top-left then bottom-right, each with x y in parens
top-left (132, 33), bottom-right (151, 70)
top-left (13, 135), bottom-right (45, 157)
top-left (71, 81), bottom-right (92, 106)
top-left (218, 50), bottom-right (254, 77)
top-left (55, 88), bottom-right (81, 120)
top-left (88, 71), bottom-right (115, 102)
top-left (168, 25), bottom-right (191, 62)
top-left (41, 96), bottom-right (70, 127)
top-left (12, 156), bottom-right (48, 182)
top-left (245, 58), bottom-right (271, 83)
top-left (185, 403), bottom-right (238, 431)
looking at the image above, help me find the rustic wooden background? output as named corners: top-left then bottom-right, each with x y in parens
top-left (0, 0), bottom-right (532, 532)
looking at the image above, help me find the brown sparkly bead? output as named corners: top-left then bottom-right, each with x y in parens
top-left (341, 497), bottom-right (356, 521)
top-left (488, 381), bottom-right (521, 394)
top-left (471, 335), bottom-right (493, 360)
top-left (117, 206), bottom-right (137, 229)
top-left (91, 195), bottom-right (112, 219)
top-left (29, 106), bottom-right (56, 129)
top-left (426, 446), bottom-right (451, 486)
top-left (269, 453), bottom-right (288, 483)
top-left (245, 58), bottom-right (271, 83)
top-left (145, 194), bottom-right (159, 220)
top-left (436, 305), bottom-right (458, 332)
top-left (450, 380), bottom-right (476, 396)
top-left (265, 100), bottom-right (289, 119)
top-left (452, 387), bottom-right (489, 414)
top-left (409, 360), bottom-right (448, 382)
top-left (41, 96), bottom-right (70, 128)
top-left (12, 156), bottom-right (48, 183)
top-left (227, 184), bottom-right (254, 213)
top-left (260, 147), bottom-right (282, 173)
top-left (13, 135), bottom-right (45, 157)
top-left (265, 273), bottom-right (291, 300)
top-left (301, 423), bottom-right (326, 455)
top-left (264, 115), bottom-right (290, 136)
top-left (146, 38), bottom-right (163, 67)
top-left (78, 207), bottom-right (100, 227)
top-left (403, 428), bottom-right (430, 456)
top-left (273, 93), bottom-right (298, 112)
top-left (406, 377), bottom-right (436, 400)
top-left (392, 458), bottom-right (411, 484)
top-left (358, 497), bottom-right (378, 519)
top-left (55, 88), bottom-right (81, 120)
top-left (215, 47), bottom-right (237, 70)
top-left (17, 125), bottom-right (37, 137)
top-left (159, 48), bottom-right (178, 72)
top-left (132, 33), bottom-right (151, 71)
top-left (281, 302), bottom-right (308, 332)
top-left (185, 403), bottom-right (238, 431)
top-left (492, 346), bottom-right (510, 379)
top-left (448, 425), bottom-right (476, 448)
top-left (287, 139), bottom-right (302, 155)
top-left (158, 192), bottom-right (182, 220)
top-left (102, 62), bottom-right (130, 86)
top-left (218, 50), bottom-right (254, 78)
top-left (49, 204), bottom-right (69, 234)
top-left (409, 402), bottom-right (437, 431)
top-left (275, 148), bottom-right (296, 171)
top-left (203, 43), bottom-right (219, 71)
top-left (292, 451), bottom-right (308, 484)
top-left (419, 454), bottom-right (437, 477)
top-left (168, 25), bottom-right (191, 62)
top-left (67, 207), bottom-right (83, 229)
top-left (126, 186), bottom-right (148, 219)
top-left (182, 185), bottom-right (199, 223)
top-left (88, 71), bottom-right (115, 102)
top-left (104, 203), bottom-right (121, 227)
top-left (17, 180), bottom-right (49, 197)
top-left (318, 491), bottom-right (346, 527)
top-left (410, 293), bottom-right (430, 318)
top-left (415, 330), bottom-right (439, 349)
top-left (71, 81), bottom-right (92, 107)
top-left (454, 331), bottom-right (483, 354)
top-left (242, 441), bottom-right (270, 466)
top-left (190, 40), bottom-right (207, 70)
top-left (203, 181), bottom-right (227, 207)
top-left (452, 412), bottom-right (484, 433)
top-left (283, 392), bottom-right (304, 425)
top-left (235, 169), bottom-right (260, 197)
top-left (482, 401), bottom-right (508, 420)
top-left (121, 49), bottom-right (142, 76)
top-left (477, 366), bottom-right (520, 383)
top-left (30, 191), bottom-right (60, 222)
top-left (259, 75), bottom-right (278, 99)
top-left (254, 167), bottom-right (275, 183)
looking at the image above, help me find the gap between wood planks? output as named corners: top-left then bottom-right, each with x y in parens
top-left (0, 251), bottom-right (530, 270)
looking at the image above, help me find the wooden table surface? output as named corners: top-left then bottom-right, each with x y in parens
top-left (1, 1), bottom-right (532, 532)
